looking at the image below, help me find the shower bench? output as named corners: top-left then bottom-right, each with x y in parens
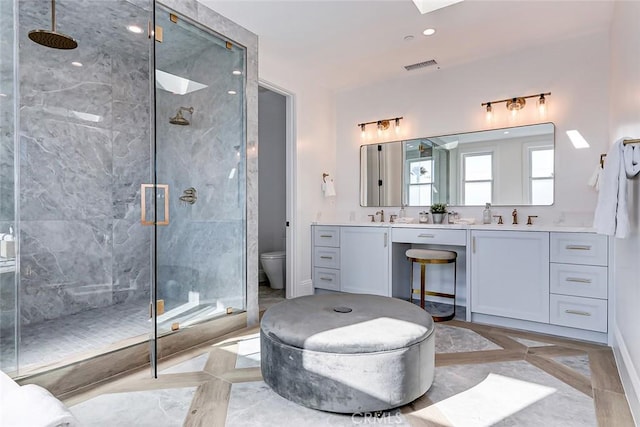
top-left (260, 293), bottom-right (435, 413)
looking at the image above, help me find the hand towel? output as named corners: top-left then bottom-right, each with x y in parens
top-left (593, 137), bottom-right (631, 238)
top-left (1, 384), bottom-right (80, 427)
top-left (624, 143), bottom-right (640, 177)
top-left (587, 164), bottom-right (601, 191)
top-left (322, 180), bottom-right (336, 197)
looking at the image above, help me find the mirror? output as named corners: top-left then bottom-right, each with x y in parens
top-left (360, 123), bottom-right (554, 207)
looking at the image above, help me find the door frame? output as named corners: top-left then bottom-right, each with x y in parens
top-left (258, 80), bottom-right (296, 299)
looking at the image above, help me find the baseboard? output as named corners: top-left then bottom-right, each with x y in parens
top-left (613, 324), bottom-right (640, 425)
top-left (295, 279), bottom-right (314, 298)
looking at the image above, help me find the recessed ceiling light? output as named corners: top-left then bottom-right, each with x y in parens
top-left (404, 35), bottom-right (415, 41)
top-left (0, 93), bottom-right (7, 97)
top-left (71, 61), bottom-right (83, 67)
top-left (423, 28), bottom-right (436, 36)
top-left (232, 70), bottom-right (242, 75)
top-left (127, 25), bottom-right (143, 34)
top-left (228, 90), bottom-right (237, 95)
top-left (503, 131), bottom-right (509, 134)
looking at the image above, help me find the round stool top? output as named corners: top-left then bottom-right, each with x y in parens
top-left (406, 248), bottom-right (457, 261)
top-left (261, 294), bottom-right (434, 354)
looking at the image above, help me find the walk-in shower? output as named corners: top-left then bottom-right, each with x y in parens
top-left (0, 0), bottom-right (251, 380)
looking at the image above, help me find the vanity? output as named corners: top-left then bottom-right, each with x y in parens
top-left (311, 223), bottom-right (611, 344)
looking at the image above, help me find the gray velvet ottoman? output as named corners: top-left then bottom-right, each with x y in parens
top-left (260, 293), bottom-right (435, 413)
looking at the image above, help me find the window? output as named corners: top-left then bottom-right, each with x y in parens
top-left (462, 152), bottom-right (493, 205)
top-left (529, 147), bottom-right (554, 204)
top-left (407, 159), bottom-right (433, 205)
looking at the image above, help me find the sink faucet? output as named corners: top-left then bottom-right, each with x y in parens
top-left (512, 209), bottom-right (518, 225)
top-left (376, 210), bottom-right (385, 222)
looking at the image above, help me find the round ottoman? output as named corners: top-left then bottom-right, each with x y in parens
top-left (260, 293), bottom-right (435, 413)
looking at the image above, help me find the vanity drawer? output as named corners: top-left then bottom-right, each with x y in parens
top-left (550, 294), bottom-right (607, 332)
top-left (550, 233), bottom-right (607, 266)
top-left (392, 228), bottom-right (466, 246)
top-left (313, 267), bottom-right (340, 291)
top-left (313, 247), bottom-right (340, 269)
top-left (550, 263), bottom-right (607, 299)
top-left (314, 226), bottom-right (340, 247)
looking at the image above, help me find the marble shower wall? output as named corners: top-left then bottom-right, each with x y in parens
top-left (18, 0), bottom-right (152, 325)
top-left (155, 18), bottom-right (246, 309)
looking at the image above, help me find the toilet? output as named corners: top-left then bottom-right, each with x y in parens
top-left (260, 251), bottom-right (286, 289)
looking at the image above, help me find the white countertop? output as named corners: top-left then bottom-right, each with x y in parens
top-left (311, 221), bottom-right (598, 233)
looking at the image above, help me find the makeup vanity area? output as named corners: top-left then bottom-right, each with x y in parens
top-left (312, 123), bottom-right (613, 345)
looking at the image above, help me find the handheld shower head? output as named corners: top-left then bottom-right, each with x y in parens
top-left (169, 107), bottom-right (194, 126)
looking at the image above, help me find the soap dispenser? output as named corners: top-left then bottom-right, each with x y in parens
top-left (483, 203), bottom-right (492, 224)
top-left (398, 204), bottom-right (406, 219)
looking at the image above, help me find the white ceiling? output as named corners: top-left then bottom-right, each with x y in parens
top-left (200, 0), bottom-right (615, 91)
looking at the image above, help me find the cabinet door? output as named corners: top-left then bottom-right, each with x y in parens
top-left (471, 231), bottom-right (550, 323)
top-left (340, 227), bottom-right (390, 296)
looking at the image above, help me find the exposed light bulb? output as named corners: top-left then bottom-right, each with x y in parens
top-left (537, 94), bottom-right (547, 117)
top-left (377, 121), bottom-right (382, 137)
top-left (395, 118), bottom-right (401, 134)
top-left (485, 103), bottom-right (493, 122)
top-left (360, 124), bottom-right (366, 139)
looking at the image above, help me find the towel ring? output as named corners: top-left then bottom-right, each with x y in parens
top-left (322, 173), bottom-right (329, 183)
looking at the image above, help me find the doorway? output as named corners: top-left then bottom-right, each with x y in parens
top-left (258, 83), bottom-right (295, 303)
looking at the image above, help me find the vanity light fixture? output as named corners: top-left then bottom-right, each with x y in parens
top-left (481, 92), bottom-right (550, 118)
top-left (357, 117), bottom-right (403, 139)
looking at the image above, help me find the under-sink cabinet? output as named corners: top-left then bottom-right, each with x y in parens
top-left (339, 227), bottom-right (390, 296)
top-left (470, 230), bottom-right (550, 323)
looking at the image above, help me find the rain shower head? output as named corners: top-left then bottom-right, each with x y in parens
top-left (29, 0), bottom-right (77, 50)
top-left (170, 107), bottom-right (194, 126)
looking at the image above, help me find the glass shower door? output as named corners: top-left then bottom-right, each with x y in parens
top-left (151, 5), bottom-right (246, 342)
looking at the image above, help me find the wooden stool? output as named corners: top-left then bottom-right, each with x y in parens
top-left (406, 248), bottom-right (457, 321)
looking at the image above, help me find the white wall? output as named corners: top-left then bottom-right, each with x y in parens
top-left (609, 0), bottom-right (640, 422)
top-left (258, 89), bottom-right (287, 258)
top-left (335, 31), bottom-right (610, 225)
top-left (259, 55), bottom-right (337, 296)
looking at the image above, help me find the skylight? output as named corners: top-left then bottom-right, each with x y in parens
top-left (411, 0), bottom-right (464, 14)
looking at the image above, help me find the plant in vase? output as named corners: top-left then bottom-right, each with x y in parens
top-left (430, 203), bottom-right (447, 224)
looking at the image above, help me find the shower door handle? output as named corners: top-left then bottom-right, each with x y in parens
top-left (141, 184), bottom-right (170, 226)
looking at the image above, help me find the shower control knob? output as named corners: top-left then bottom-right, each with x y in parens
top-left (179, 187), bottom-right (197, 205)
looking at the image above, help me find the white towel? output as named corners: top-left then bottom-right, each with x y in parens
top-left (624, 143), bottom-right (640, 177)
top-left (322, 180), bottom-right (336, 197)
top-left (587, 164), bottom-right (602, 191)
top-left (593, 137), bottom-right (631, 238)
top-left (0, 384), bottom-right (80, 427)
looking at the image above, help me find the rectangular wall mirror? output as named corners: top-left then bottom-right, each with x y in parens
top-left (360, 123), bottom-right (555, 207)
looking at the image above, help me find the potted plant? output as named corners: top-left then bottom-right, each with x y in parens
top-left (430, 203), bottom-right (447, 224)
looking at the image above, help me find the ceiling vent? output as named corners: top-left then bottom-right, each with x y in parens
top-left (404, 59), bottom-right (438, 71)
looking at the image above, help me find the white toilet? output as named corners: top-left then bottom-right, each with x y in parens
top-left (260, 251), bottom-right (286, 289)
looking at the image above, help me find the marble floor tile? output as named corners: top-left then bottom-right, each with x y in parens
top-left (553, 354), bottom-right (592, 379)
top-left (235, 334), bottom-right (261, 369)
top-left (70, 387), bottom-right (197, 427)
top-left (510, 337), bottom-right (555, 348)
top-left (435, 324), bottom-right (502, 353)
top-left (426, 360), bottom-right (596, 427)
top-left (225, 381), bottom-right (409, 427)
